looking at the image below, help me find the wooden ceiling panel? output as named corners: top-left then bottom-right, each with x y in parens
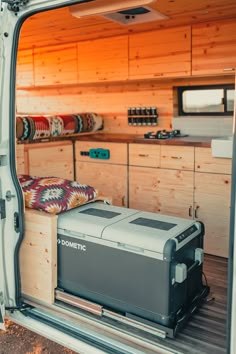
top-left (19, 0), bottom-right (236, 50)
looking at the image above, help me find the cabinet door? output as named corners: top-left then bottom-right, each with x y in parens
top-left (76, 162), bottom-right (127, 207)
top-left (78, 36), bottom-right (128, 83)
top-left (158, 168), bottom-right (194, 218)
top-left (192, 19), bottom-right (236, 75)
top-left (129, 166), bottom-right (194, 218)
top-left (194, 172), bottom-right (231, 257)
top-left (129, 26), bottom-right (191, 79)
top-left (28, 143), bottom-right (73, 180)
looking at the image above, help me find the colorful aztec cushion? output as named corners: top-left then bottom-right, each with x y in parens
top-left (18, 175), bottom-right (98, 214)
top-left (16, 113), bottom-right (103, 141)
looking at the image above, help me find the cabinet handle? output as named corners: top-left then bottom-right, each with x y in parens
top-left (171, 156), bottom-right (182, 160)
top-left (223, 68), bottom-right (235, 72)
top-left (195, 206), bottom-right (199, 218)
top-left (189, 206), bottom-right (192, 217)
top-left (122, 196), bottom-right (125, 207)
top-left (138, 154), bottom-right (149, 157)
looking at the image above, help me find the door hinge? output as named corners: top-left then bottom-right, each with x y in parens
top-left (0, 199), bottom-right (6, 219)
top-left (2, 0), bottom-right (29, 13)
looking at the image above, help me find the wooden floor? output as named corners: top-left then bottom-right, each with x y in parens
top-left (156, 254), bottom-right (228, 354)
top-left (54, 254), bottom-right (228, 354)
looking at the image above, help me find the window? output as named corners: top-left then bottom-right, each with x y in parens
top-left (178, 84), bottom-right (235, 116)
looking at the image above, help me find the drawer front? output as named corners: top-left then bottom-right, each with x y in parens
top-left (76, 141), bottom-right (127, 165)
top-left (195, 147), bottom-right (232, 174)
top-left (129, 144), bottom-right (160, 167)
top-left (160, 146), bottom-right (194, 170)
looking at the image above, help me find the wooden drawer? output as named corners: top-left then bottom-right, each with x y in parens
top-left (76, 141), bottom-right (127, 165)
top-left (129, 144), bottom-right (160, 167)
top-left (195, 147), bottom-right (232, 174)
top-left (160, 146), bottom-right (194, 170)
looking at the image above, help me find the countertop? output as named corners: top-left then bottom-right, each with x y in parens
top-left (74, 133), bottom-right (212, 147)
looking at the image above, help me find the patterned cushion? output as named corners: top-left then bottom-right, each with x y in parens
top-left (19, 175), bottom-right (98, 214)
top-left (16, 113), bottom-right (103, 141)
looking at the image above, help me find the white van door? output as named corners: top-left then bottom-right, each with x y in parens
top-left (0, 0), bottom-right (97, 333)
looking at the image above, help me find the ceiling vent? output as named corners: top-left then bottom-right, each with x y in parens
top-left (103, 6), bottom-right (168, 25)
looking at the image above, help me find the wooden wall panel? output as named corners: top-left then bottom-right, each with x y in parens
top-left (16, 76), bottom-right (234, 134)
top-left (17, 49), bottom-right (34, 87)
top-left (34, 44), bottom-right (78, 86)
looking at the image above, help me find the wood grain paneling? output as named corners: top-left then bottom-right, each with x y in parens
top-left (129, 26), bottom-right (191, 79)
top-left (16, 144), bottom-right (27, 175)
top-left (34, 44), bottom-right (78, 86)
top-left (195, 172), bottom-right (231, 257)
top-left (129, 166), bottom-right (194, 218)
top-left (195, 147), bottom-right (232, 174)
top-left (16, 75), bottom-right (234, 134)
top-left (160, 145), bottom-right (194, 170)
top-left (129, 143), bottom-right (161, 167)
top-left (18, 1), bottom-right (236, 50)
top-left (75, 141), bottom-right (127, 165)
top-left (78, 36), bottom-right (128, 82)
top-left (17, 49), bottom-right (34, 87)
top-left (192, 19), bottom-right (236, 75)
top-left (20, 209), bottom-right (57, 304)
top-left (76, 161), bottom-right (127, 207)
top-left (27, 141), bottom-right (73, 179)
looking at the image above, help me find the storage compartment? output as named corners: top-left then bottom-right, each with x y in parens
top-left (57, 203), bottom-right (207, 334)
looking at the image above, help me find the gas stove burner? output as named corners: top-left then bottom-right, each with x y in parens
top-left (144, 130), bottom-right (188, 140)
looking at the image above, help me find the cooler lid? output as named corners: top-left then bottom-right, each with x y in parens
top-left (102, 211), bottom-right (196, 254)
top-left (57, 203), bottom-right (139, 238)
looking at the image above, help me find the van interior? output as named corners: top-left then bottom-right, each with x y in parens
top-left (13, 1), bottom-right (236, 353)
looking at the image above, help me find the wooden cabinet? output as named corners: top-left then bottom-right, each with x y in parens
top-left (192, 19), bottom-right (236, 75)
top-left (78, 36), bottom-right (128, 83)
top-left (129, 166), bottom-right (194, 218)
top-left (129, 144), bottom-right (232, 257)
top-left (75, 141), bottom-right (128, 207)
top-left (129, 26), bottom-right (191, 79)
top-left (26, 141), bottom-right (74, 180)
top-left (34, 44), bottom-right (78, 86)
top-left (194, 147), bottom-right (231, 257)
top-left (129, 144), bottom-right (194, 218)
top-left (194, 172), bottom-right (231, 258)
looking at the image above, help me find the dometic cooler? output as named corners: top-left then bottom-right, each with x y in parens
top-left (57, 204), bottom-right (208, 334)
